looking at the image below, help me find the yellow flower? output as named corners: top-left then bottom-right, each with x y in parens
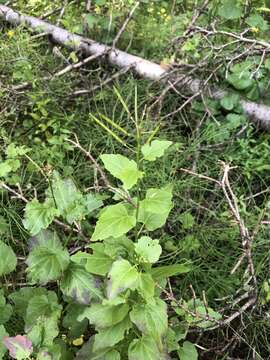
top-left (250, 27), bottom-right (259, 33)
top-left (72, 335), bottom-right (84, 347)
top-left (160, 8), bottom-right (166, 14)
top-left (7, 30), bottom-right (15, 38)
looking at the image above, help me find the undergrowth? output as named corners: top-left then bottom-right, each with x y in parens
top-left (0, 0), bottom-right (270, 359)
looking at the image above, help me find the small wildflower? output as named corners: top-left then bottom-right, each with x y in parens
top-left (72, 335), bottom-right (84, 346)
top-left (160, 8), bottom-right (166, 14)
top-left (250, 27), bottom-right (259, 33)
top-left (7, 30), bottom-right (15, 38)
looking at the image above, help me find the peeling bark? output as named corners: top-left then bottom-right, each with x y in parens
top-left (1, 5), bottom-right (270, 130)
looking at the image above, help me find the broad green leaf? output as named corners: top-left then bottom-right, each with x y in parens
top-left (62, 303), bottom-right (88, 340)
top-left (78, 303), bottom-right (130, 328)
top-left (150, 264), bottom-right (191, 280)
top-left (60, 263), bottom-right (103, 305)
top-left (137, 273), bottom-right (155, 301)
top-left (134, 236), bottom-right (162, 264)
top-left (0, 241), bottom-right (17, 276)
top-left (23, 199), bottom-right (59, 236)
top-left (130, 299), bottom-right (168, 338)
top-left (103, 350), bottom-right (120, 360)
top-left (92, 204), bottom-right (136, 241)
top-left (27, 316), bottom-right (59, 348)
top-left (72, 249), bottom-right (113, 277)
top-left (93, 316), bottom-right (131, 352)
top-left (26, 231), bottom-right (70, 284)
top-left (0, 161), bottom-right (12, 177)
top-left (50, 171), bottom-right (87, 224)
top-left (141, 140), bottom-right (172, 161)
top-left (103, 236), bottom-right (135, 259)
top-left (217, 0), bottom-right (242, 19)
top-left (0, 290), bottom-right (13, 324)
top-left (25, 292), bottom-right (62, 328)
top-left (178, 341), bottom-right (198, 360)
top-left (128, 336), bottom-right (165, 360)
top-left (0, 325), bottom-right (8, 358)
top-left (85, 193), bottom-right (103, 213)
top-left (140, 185), bottom-right (173, 214)
top-left (138, 204), bottom-right (171, 231)
top-left (220, 93), bottom-right (240, 111)
top-left (6, 144), bottom-right (29, 158)
top-left (227, 72), bottom-right (254, 90)
top-left (246, 14), bottom-right (269, 31)
top-left (107, 259), bottom-right (139, 299)
top-left (9, 288), bottom-right (48, 320)
top-left (84, 244), bottom-right (114, 276)
top-left (3, 335), bottom-right (33, 360)
top-left (226, 114), bottom-right (246, 130)
top-left (100, 154), bottom-right (143, 190)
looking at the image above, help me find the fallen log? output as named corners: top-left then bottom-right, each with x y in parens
top-left (0, 5), bottom-right (270, 130)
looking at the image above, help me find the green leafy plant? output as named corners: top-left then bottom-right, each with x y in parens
top-left (0, 138), bottom-right (219, 359)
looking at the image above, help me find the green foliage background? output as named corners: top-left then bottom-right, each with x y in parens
top-left (0, 0), bottom-right (270, 359)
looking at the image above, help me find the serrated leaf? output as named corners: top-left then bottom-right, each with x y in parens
top-left (128, 336), bottom-right (165, 360)
top-left (60, 263), bottom-right (102, 305)
top-left (150, 264), bottom-right (191, 280)
top-left (137, 273), bottom-right (155, 301)
top-left (84, 244), bottom-right (114, 276)
top-left (78, 303), bottom-right (130, 328)
top-left (178, 341), bottom-right (198, 360)
top-left (6, 144), bottom-right (29, 158)
top-left (130, 299), bottom-right (167, 338)
top-left (93, 316), bottom-right (131, 352)
top-left (50, 171), bottom-right (87, 224)
top-left (246, 14), bottom-right (269, 31)
top-left (0, 241), bottom-right (17, 276)
top-left (141, 140), bottom-right (172, 161)
top-left (100, 154), bottom-right (143, 190)
top-left (226, 114), bottom-right (246, 130)
top-left (3, 335), bottom-right (33, 360)
top-left (9, 288), bottom-right (48, 320)
top-left (138, 204), bottom-right (171, 231)
top-left (0, 161), bottom-right (12, 177)
top-left (218, 0), bottom-right (242, 19)
top-left (0, 325), bottom-right (8, 358)
top-left (85, 193), bottom-right (103, 213)
top-left (23, 199), bottom-right (59, 236)
top-left (26, 231), bottom-right (70, 284)
top-left (25, 292), bottom-right (62, 329)
top-left (220, 93), bottom-right (240, 111)
top-left (140, 185), bottom-right (173, 214)
top-left (134, 237), bottom-right (162, 264)
top-left (0, 290), bottom-right (13, 324)
top-left (227, 72), bottom-right (254, 90)
top-left (107, 259), bottom-right (139, 299)
top-left (92, 204), bottom-right (136, 241)
top-left (27, 316), bottom-right (59, 348)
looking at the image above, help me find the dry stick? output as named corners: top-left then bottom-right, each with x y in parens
top-left (11, 3), bottom-right (138, 92)
top-left (180, 165), bottom-right (257, 290)
top-left (1, 5), bottom-right (270, 129)
top-left (11, 52), bottom-right (105, 91)
top-left (112, 1), bottom-right (139, 50)
top-left (72, 66), bottom-right (132, 96)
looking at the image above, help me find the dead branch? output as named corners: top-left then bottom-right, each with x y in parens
top-left (1, 5), bottom-right (270, 129)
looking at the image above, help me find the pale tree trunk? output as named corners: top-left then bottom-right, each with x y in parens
top-left (0, 5), bottom-right (270, 130)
